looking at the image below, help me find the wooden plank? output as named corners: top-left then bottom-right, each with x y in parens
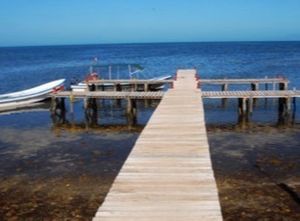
top-left (201, 90), bottom-right (300, 98)
top-left (200, 78), bottom-right (289, 85)
top-left (50, 91), bottom-right (165, 99)
top-left (88, 79), bottom-right (174, 84)
top-left (93, 69), bottom-right (223, 221)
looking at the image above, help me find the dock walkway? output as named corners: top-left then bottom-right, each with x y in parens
top-left (93, 69), bottom-right (222, 221)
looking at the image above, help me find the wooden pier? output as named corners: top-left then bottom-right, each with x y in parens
top-left (93, 70), bottom-right (223, 221)
top-left (200, 78), bottom-right (288, 86)
top-left (52, 91), bottom-right (164, 99)
top-left (200, 77), bottom-right (289, 92)
top-left (50, 74), bottom-right (295, 125)
top-left (202, 90), bottom-right (300, 98)
top-left (202, 90), bottom-right (298, 115)
top-left (86, 79), bottom-right (173, 91)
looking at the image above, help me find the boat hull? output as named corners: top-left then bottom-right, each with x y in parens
top-left (0, 79), bottom-right (65, 112)
top-left (71, 75), bottom-right (172, 92)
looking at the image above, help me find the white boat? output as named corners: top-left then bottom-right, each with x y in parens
top-left (71, 75), bottom-right (173, 92)
top-left (0, 79), bottom-right (65, 112)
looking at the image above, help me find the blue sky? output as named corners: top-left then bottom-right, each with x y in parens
top-left (0, 0), bottom-right (300, 46)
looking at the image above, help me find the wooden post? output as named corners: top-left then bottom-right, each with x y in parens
top-left (85, 98), bottom-right (98, 127)
top-left (50, 96), bottom-right (57, 113)
top-left (279, 82), bottom-right (286, 90)
top-left (116, 83), bottom-right (122, 107)
top-left (144, 83), bottom-right (148, 92)
top-left (109, 65), bottom-right (112, 80)
top-left (278, 97), bottom-right (291, 125)
top-left (286, 97), bottom-right (291, 113)
top-left (127, 98), bottom-right (132, 115)
top-left (132, 83), bottom-right (138, 92)
top-left (278, 83), bottom-right (287, 118)
top-left (251, 83), bottom-right (259, 91)
top-left (127, 98), bottom-right (137, 127)
top-left (238, 98), bottom-right (249, 128)
top-left (278, 97), bottom-right (285, 117)
top-left (84, 98), bottom-right (88, 109)
top-left (144, 98), bottom-right (150, 108)
top-left (221, 84), bottom-right (228, 107)
top-left (70, 99), bottom-right (74, 114)
top-left (238, 98), bottom-right (247, 115)
top-left (60, 98), bottom-right (66, 112)
top-left (292, 97), bottom-right (296, 124)
top-left (222, 84), bottom-right (228, 91)
top-left (132, 99), bottom-right (137, 116)
top-left (242, 98), bottom-right (247, 114)
top-left (248, 97), bottom-right (253, 114)
top-left (264, 82), bottom-right (268, 105)
top-left (116, 83), bottom-right (122, 91)
top-left (264, 76), bottom-right (268, 91)
top-left (251, 83), bottom-right (258, 105)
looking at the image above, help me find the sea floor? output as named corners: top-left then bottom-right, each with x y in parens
top-left (0, 118), bottom-right (300, 220)
top-left (208, 124), bottom-right (300, 221)
top-left (0, 125), bottom-right (140, 221)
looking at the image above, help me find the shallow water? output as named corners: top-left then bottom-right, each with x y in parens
top-left (208, 125), bottom-right (300, 221)
top-left (0, 100), bottom-right (157, 220)
top-left (1, 107), bottom-right (300, 220)
top-left (0, 131), bottom-right (138, 220)
top-left (1, 42), bottom-right (300, 220)
top-left (0, 119), bottom-right (141, 219)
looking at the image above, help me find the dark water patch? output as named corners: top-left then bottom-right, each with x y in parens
top-left (0, 126), bottom-right (140, 220)
top-left (208, 126), bottom-right (300, 220)
top-left (0, 128), bottom-right (139, 177)
top-left (0, 110), bottom-right (51, 129)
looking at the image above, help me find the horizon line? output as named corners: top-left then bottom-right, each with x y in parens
top-left (1, 40), bottom-right (300, 48)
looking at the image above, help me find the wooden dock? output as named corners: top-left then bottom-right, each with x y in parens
top-left (202, 90), bottom-right (300, 98)
top-left (200, 78), bottom-right (288, 85)
top-left (51, 91), bottom-right (164, 99)
top-left (87, 77), bottom-right (288, 86)
top-left (88, 79), bottom-right (174, 85)
top-left (93, 69), bottom-right (222, 221)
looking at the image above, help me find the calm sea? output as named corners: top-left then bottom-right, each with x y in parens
top-left (1, 42), bottom-right (300, 220)
top-left (1, 42), bottom-right (300, 125)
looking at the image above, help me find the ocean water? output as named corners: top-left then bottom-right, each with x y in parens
top-left (1, 42), bottom-right (300, 91)
top-left (1, 42), bottom-right (300, 220)
top-left (1, 42), bottom-right (300, 125)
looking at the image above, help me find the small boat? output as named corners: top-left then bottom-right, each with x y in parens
top-left (71, 74), bottom-right (173, 92)
top-left (71, 63), bottom-right (173, 92)
top-left (0, 79), bottom-right (65, 112)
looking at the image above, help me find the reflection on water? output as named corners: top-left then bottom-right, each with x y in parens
top-left (50, 99), bottom-right (160, 130)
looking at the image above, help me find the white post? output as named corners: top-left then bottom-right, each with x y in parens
top-left (109, 65), bottom-right (112, 80)
top-left (128, 65), bottom-right (132, 79)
